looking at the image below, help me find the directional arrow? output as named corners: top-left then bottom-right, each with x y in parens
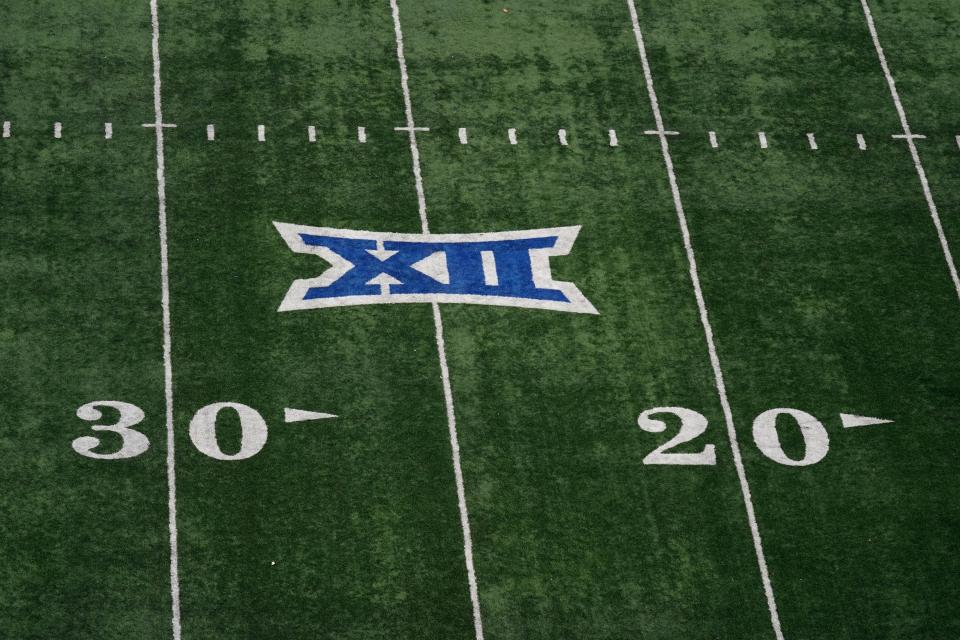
top-left (366, 272), bottom-right (402, 296)
top-left (840, 413), bottom-right (893, 429)
top-left (366, 239), bottom-right (398, 262)
top-left (409, 250), bottom-right (450, 284)
top-left (284, 408), bottom-right (337, 424)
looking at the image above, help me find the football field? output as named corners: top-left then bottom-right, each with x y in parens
top-left (2, 0), bottom-right (960, 638)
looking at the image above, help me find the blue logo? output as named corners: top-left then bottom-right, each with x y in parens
top-left (274, 222), bottom-right (597, 314)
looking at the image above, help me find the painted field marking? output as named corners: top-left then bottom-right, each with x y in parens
top-left (860, 0), bottom-right (960, 303)
top-left (807, 132), bottom-right (818, 150)
top-left (257, 124), bottom-right (266, 142)
top-left (206, 124), bottom-right (215, 141)
top-left (307, 125), bottom-right (317, 142)
top-left (758, 131), bottom-right (768, 149)
top-left (459, 127), bottom-right (468, 144)
top-left (54, 122), bottom-right (62, 139)
top-left (840, 413), bottom-right (893, 429)
top-left (283, 408), bottom-right (337, 423)
top-left (955, 135), bottom-right (960, 150)
top-left (389, 2), bottom-right (484, 638)
top-left (625, 2), bottom-right (784, 638)
top-left (892, 133), bottom-right (926, 140)
top-left (558, 128), bottom-right (568, 146)
top-left (146, 0), bottom-right (181, 638)
top-left (2, 121), bottom-right (9, 138)
top-left (857, 133), bottom-right (867, 150)
top-left (104, 123), bottom-right (113, 140)
top-left (507, 127), bottom-right (517, 145)
top-left (357, 126), bottom-right (367, 143)
top-left (644, 128), bottom-right (678, 136)
top-left (608, 129), bottom-right (619, 146)
top-left (709, 130), bottom-right (718, 148)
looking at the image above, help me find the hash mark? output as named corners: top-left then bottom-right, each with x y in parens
top-left (608, 129), bottom-right (618, 147)
top-left (357, 126), bottom-right (367, 143)
top-left (54, 122), bottom-right (62, 139)
top-left (507, 127), bottom-right (517, 145)
top-left (257, 124), bottom-right (265, 142)
top-left (758, 131), bottom-right (768, 149)
top-left (806, 133), bottom-right (818, 150)
top-left (458, 127), bottom-right (468, 144)
top-left (857, 133), bottom-right (867, 150)
top-left (709, 131), bottom-right (718, 148)
top-left (104, 122), bottom-right (113, 139)
top-left (307, 125), bottom-right (317, 143)
top-left (206, 124), bottom-right (215, 141)
top-left (558, 128), bottom-right (568, 146)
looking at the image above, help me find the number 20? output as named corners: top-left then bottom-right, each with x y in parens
top-left (637, 406), bottom-right (830, 467)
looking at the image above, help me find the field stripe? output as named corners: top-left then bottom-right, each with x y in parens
top-left (388, 2), bottom-right (485, 639)
top-left (624, 2), bottom-right (785, 638)
top-left (147, 0), bottom-right (182, 638)
top-left (859, 0), bottom-right (960, 303)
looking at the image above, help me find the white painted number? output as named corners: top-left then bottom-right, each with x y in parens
top-left (189, 402), bottom-right (268, 461)
top-left (637, 407), bottom-right (716, 465)
top-left (73, 401), bottom-right (150, 459)
top-left (752, 408), bottom-right (829, 467)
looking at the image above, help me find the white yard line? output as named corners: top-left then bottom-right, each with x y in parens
top-left (148, 1), bottom-right (182, 638)
top-left (388, 2), bottom-right (484, 639)
top-left (859, 0), bottom-right (960, 303)
top-left (624, 2), bottom-right (784, 639)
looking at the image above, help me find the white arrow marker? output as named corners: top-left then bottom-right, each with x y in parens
top-left (367, 272), bottom-right (402, 296)
top-left (284, 408), bottom-right (337, 423)
top-left (840, 413), bottom-right (893, 429)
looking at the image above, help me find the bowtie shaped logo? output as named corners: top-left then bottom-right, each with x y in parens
top-left (274, 222), bottom-right (597, 315)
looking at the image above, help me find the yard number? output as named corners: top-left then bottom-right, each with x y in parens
top-left (638, 406), bottom-right (831, 467)
top-left (73, 400), bottom-right (269, 461)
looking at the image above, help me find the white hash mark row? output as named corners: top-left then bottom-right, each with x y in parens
top-left (4, 120), bottom-right (958, 150)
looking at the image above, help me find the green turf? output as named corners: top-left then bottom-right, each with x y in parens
top-left (1, 1), bottom-right (959, 638)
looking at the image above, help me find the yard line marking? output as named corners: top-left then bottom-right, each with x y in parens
top-left (389, 1), bottom-right (484, 638)
top-left (104, 122), bottom-right (113, 140)
top-left (394, 125), bottom-right (430, 132)
top-left (2, 121), bottom-right (9, 138)
top-left (644, 129), bottom-right (679, 135)
top-left (206, 124), bottom-right (215, 141)
top-left (53, 122), bottom-right (62, 139)
top-left (148, 0), bottom-right (181, 638)
top-left (625, 2), bottom-right (784, 638)
top-left (860, 0), bottom-right (960, 303)
top-left (507, 127), bottom-right (517, 145)
top-left (558, 128), bottom-right (568, 146)
top-left (608, 129), bottom-right (619, 146)
top-left (892, 133), bottom-right (926, 140)
top-left (806, 133), bottom-right (818, 150)
top-left (257, 124), bottom-right (266, 142)
top-left (357, 126), bottom-right (367, 143)
top-left (758, 131), bottom-right (768, 149)
top-left (857, 133), bottom-right (867, 150)
top-left (458, 127), bottom-right (469, 144)
top-left (709, 130), bottom-right (718, 148)
top-left (307, 125), bottom-right (317, 142)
